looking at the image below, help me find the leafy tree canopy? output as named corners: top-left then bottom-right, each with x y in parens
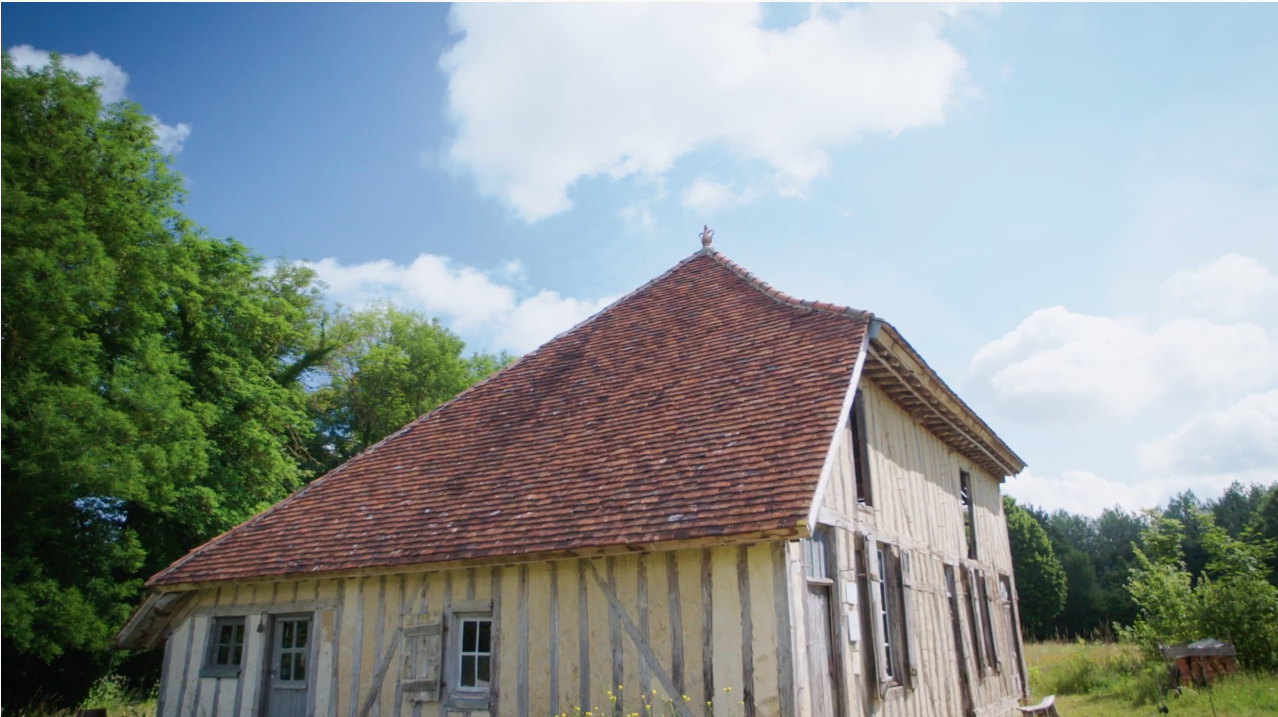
top-left (1004, 496), bottom-right (1067, 635)
top-left (1120, 511), bottom-right (1278, 671)
top-left (304, 303), bottom-right (512, 473)
top-left (2, 55), bottom-right (333, 705)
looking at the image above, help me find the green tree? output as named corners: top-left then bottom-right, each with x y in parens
top-left (305, 304), bottom-right (511, 472)
top-left (1005, 497), bottom-right (1067, 636)
top-left (1120, 514), bottom-right (1197, 660)
top-left (2, 55), bottom-right (331, 708)
top-left (1252, 484), bottom-right (1278, 586)
top-left (1091, 507), bottom-right (1144, 629)
top-left (1056, 549), bottom-right (1107, 638)
top-left (1210, 482), bottom-right (1270, 539)
top-left (1121, 511), bottom-right (1278, 671)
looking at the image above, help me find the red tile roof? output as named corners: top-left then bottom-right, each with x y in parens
top-left (148, 250), bottom-right (871, 587)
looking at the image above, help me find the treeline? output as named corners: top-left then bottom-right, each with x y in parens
top-left (1, 58), bottom-right (511, 709)
top-left (1006, 482), bottom-right (1278, 666)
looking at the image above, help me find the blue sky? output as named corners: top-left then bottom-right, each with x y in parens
top-left (6, 3), bottom-right (1276, 516)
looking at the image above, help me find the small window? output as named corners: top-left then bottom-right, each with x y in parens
top-left (850, 390), bottom-right (873, 506)
top-left (875, 546), bottom-right (899, 682)
top-left (202, 617), bottom-right (246, 677)
top-left (802, 527), bottom-right (833, 582)
top-left (870, 542), bottom-right (910, 688)
top-left (277, 617), bottom-right (310, 682)
top-left (959, 471), bottom-right (977, 560)
top-left (456, 618), bottom-right (493, 691)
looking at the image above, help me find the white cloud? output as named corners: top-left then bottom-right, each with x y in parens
top-left (1004, 468), bottom-right (1253, 517)
top-left (970, 255), bottom-right (1277, 422)
top-left (1139, 390), bottom-right (1278, 476)
top-left (7, 44), bottom-right (130, 103)
top-left (7, 44), bottom-right (191, 154)
top-left (1005, 470), bottom-right (1166, 517)
top-left (441, 3), bottom-right (970, 221)
top-left (682, 178), bottom-right (752, 214)
top-left (971, 308), bottom-right (1274, 421)
top-left (303, 254), bottom-right (614, 354)
top-left (1161, 253), bottom-right (1278, 324)
top-left (152, 117), bottom-right (192, 154)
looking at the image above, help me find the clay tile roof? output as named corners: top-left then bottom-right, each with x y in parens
top-left (148, 250), bottom-right (871, 587)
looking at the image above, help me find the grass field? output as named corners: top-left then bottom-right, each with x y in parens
top-left (1025, 640), bottom-right (1278, 716)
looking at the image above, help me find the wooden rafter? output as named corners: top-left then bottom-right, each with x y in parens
top-left (861, 336), bottom-right (1022, 479)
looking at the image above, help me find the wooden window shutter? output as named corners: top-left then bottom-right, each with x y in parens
top-left (401, 621), bottom-right (443, 702)
top-left (984, 573), bottom-right (1002, 672)
top-left (963, 565), bottom-right (986, 676)
top-left (853, 533), bottom-right (877, 688)
top-left (897, 546), bottom-right (920, 688)
top-left (864, 534), bottom-right (890, 696)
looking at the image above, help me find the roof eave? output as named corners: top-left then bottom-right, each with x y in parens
top-left (115, 590), bottom-right (192, 649)
top-left (144, 524), bottom-right (810, 592)
top-left (862, 323), bottom-right (1026, 479)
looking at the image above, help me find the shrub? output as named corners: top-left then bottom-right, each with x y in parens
top-left (1120, 511), bottom-right (1278, 671)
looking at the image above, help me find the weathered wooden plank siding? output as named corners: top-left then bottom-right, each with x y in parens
top-left (157, 545), bottom-right (790, 717)
top-left (801, 378), bottom-right (1023, 717)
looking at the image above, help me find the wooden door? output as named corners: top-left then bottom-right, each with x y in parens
top-left (801, 528), bottom-right (841, 717)
top-left (265, 615), bottom-right (313, 717)
top-left (805, 585), bottom-right (838, 717)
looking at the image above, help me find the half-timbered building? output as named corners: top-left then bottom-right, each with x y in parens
top-left (119, 234), bottom-right (1029, 717)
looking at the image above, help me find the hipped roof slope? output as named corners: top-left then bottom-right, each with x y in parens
top-left (149, 249), bottom-right (871, 587)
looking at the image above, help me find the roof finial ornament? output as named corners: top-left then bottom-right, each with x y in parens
top-left (700, 225), bottom-right (714, 249)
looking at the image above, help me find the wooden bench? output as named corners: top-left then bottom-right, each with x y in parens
top-left (1018, 695), bottom-right (1060, 717)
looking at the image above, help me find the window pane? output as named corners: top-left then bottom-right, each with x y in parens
top-left (877, 548), bottom-right (895, 679)
top-left (233, 624), bottom-right (245, 646)
top-left (463, 620), bottom-right (477, 652)
top-left (232, 645), bottom-right (243, 665)
top-left (282, 621), bottom-right (294, 649)
top-left (294, 651), bottom-right (307, 680)
top-left (218, 624), bottom-right (233, 646)
top-left (477, 656), bottom-right (491, 686)
top-left (280, 653), bottom-right (293, 681)
top-left (461, 655), bottom-right (476, 687)
top-left (296, 620), bottom-right (309, 648)
top-left (477, 621), bottom-right (491, 653)
top-left (217, 645), bottom-right (230, 665)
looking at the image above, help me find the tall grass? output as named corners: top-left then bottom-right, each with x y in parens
top-left (1026, 640), bottom-right (1278, 716)
top-left (9, 675), bottom-right (157, 717)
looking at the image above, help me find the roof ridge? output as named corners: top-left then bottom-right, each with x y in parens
top-left (702, 249), bottom-right (874, 320)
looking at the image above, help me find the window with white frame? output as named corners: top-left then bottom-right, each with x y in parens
top-left (456, 617), bottom-right (493, 691)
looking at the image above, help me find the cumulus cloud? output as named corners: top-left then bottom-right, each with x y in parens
top-left (7, 44), bottom-right (130, 103)
top-left (441, 3), bottom-right (970, 221)
top-left (1005, 470), bottom-right (1167, 517)
top-left (7, 44), bottom-right (191, 154)
top-left (970, 309), bottom-right (1274, 421)
top-left (682, 178), bottom-right (755, 214)
top-left (1139, 390), bottom-right (1278, 476)
top-left (1161, 253), bottom-right (1278, 324)
top-left (970, 255), bottom-right (1277, 422)
top-left (152, 117), bottom-right (192, 154)
top-left (303, 254), bottom-right (614, 354)
top-left (1004, 469), bottom-right (1251, 517)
